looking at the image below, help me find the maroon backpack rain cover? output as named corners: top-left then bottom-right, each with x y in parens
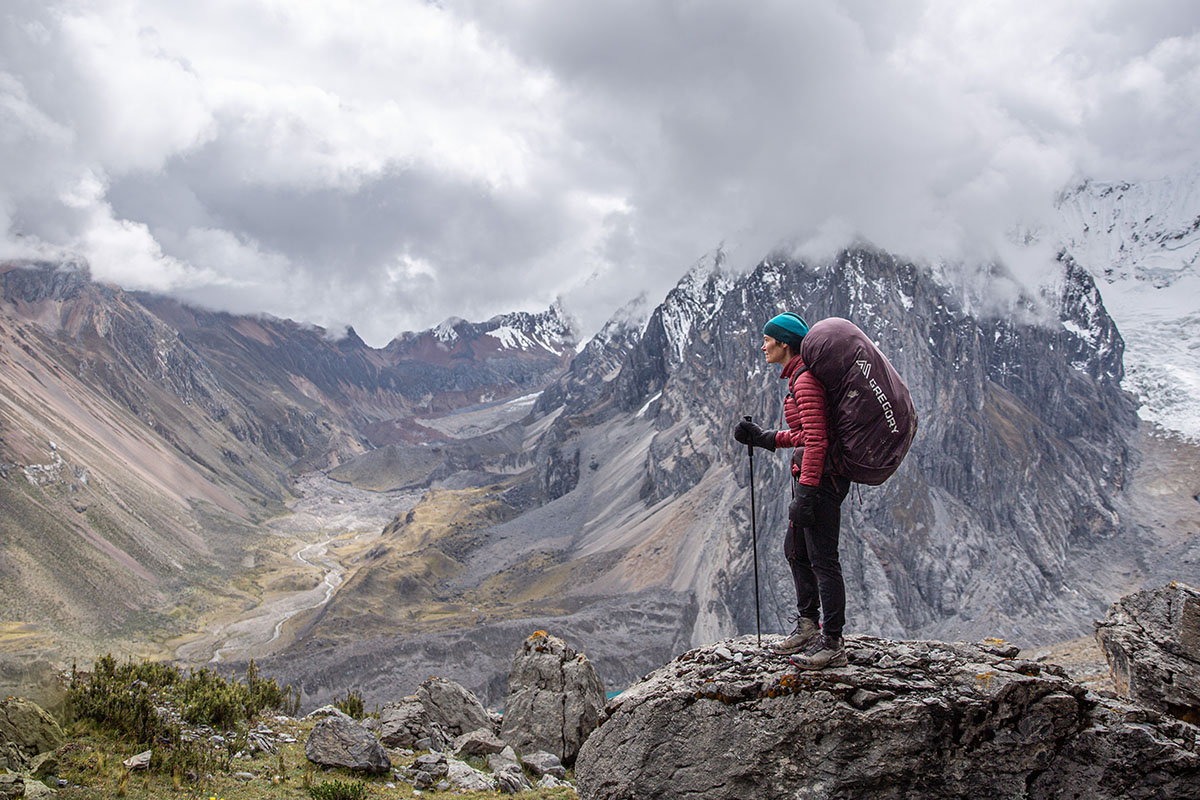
top-left (798, 317), bottom-right (917, 485)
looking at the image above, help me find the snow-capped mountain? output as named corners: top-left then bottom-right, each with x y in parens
top-left (1055, 166), bottom-right (1200, 440)
top-left (423, 303), bottom-right (576, 356)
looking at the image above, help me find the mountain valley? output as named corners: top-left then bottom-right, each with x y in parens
top-left (2, 202), bottom-right (1199, 713)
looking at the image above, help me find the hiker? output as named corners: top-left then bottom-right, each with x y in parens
top-left (734, 311), bottom-right (850, 670)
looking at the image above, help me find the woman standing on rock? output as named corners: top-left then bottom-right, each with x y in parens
top-left (734, 311), bottom-right (850, 670)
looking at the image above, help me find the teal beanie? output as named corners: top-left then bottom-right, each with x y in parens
top-left (762, 312), bottom-right (809, 348)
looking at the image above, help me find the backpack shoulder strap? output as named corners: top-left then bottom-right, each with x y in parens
top-left (786, 366), bottom-right (809, 400)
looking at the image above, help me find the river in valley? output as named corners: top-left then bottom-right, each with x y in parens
top-left (173, 472), bottom-right (422, 665)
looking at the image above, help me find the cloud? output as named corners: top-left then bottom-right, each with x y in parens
top-left (1, 0), bottom-right (1198, 344)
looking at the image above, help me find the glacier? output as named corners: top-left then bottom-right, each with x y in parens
top-left (1055, 165), bottom-right (1200, 442)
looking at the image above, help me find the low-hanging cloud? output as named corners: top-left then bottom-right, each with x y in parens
top-left (1, 0), bottom-right (1198, 344)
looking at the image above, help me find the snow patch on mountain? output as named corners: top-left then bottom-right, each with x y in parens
top-left (483, 303), bottom-right (577, 355)
top-left (1055, 166), bottom-right (1200, 441)
top-left (658, 252), bottom-right (735, 364)
top-left (484, 324), bottom-right (562, 354)
top-left (434, 317), bottom-right (462, 343)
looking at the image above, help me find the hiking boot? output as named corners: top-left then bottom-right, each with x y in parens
top-left (790, 634), bottom-right (847, 670)
top-left (769, 616), bottom-right (820, 655)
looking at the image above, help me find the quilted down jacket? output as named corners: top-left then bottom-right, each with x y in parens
top-left (772, 353), bottom-right (829, 487)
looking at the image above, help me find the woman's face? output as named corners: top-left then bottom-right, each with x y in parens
top-left (762, 334), bottom-right (792, 365)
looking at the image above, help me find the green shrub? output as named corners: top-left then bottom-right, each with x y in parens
top-left (332, 689), bottom-right (365, 720)
top-left (176, 659), bottom-right (298, 727)
top-left (67, 653), bottom-right (300, 778)
top-left (306, 778), bottom-right (367, 800)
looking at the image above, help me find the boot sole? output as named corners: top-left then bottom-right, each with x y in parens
top-left (790, 651), bottom-right (848, 670)
top-left (768, 638), bottom-right (817, 656)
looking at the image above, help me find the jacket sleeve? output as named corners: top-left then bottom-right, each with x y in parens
top-left (773, 371), bottom-right (829, 486)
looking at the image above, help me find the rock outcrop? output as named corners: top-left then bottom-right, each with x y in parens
top-left (0, 697), bottom-right (64, 773)
top-left (377, 674), bottom-right (498, 752)
top-left (575, 635), bottom-right (1200, 800)
top-left (377, 695), bottom-right (443, 750)
top-left (1096, 581), bottom-right (1200, 723)
top-left (417, 676), bottom-right (495, 739)
top-left (500, 631), bottom-right (605, 766)
top-left (304, 714), bottom-right (391, 774)
top-left (0, 774), bottom-right (23, 800)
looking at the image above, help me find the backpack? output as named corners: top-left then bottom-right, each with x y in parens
top-left (794, 317), bottom-right (917, 485)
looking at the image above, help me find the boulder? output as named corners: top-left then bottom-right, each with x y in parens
top-left (28, 750), bottom-right (59, 779)
top-left (1096, 581), bottom-right (1200, 723)
top-left (0, 742), bottom-right (23, 774)
top-left (377, 696), bottom-right (445, 750)
top-left (576, 635), bottom-right (1200, 800)
top-left (487, 744), bottom-right (522, 775)
top-left (539, 773), bottom-right (571, 789)
top-left (416, 676), bottom-right (493, 738)
top-left (0, 697), bottom-right (64, 770)
top-left (452, 727), bottom-right (507, 758)
top-left (446, 757), bottom-right (496, 792)
top-left (405, 751), bottom-right (448, 789)
top-left (500, 631), bottom-right (605, 765)
top-left (23, 779), bottom-right (55, 798)
top-left (522, 749), bottom-right (567, 779)
top-left (0, 774), bottom-right (22, 800)
top-left (304, 715), bottom-right (391, 774)
top-left (303, 705), bottom-right (352, 722)
top-left (494, 763), bottom-right (533, 794)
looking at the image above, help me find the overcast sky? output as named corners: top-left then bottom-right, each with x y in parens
top-left (2, 1), bottom-right (1198, 345)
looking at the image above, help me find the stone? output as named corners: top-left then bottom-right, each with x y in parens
top-left (0, 742), bottom-right (22, 772)
top-left (487, 745), bottom-right (521, 775)
top-left (23, 779), bottom-right (55, 798)
top-left (122, 750), bottom-right (151, 770)
top-left (246, 731), bottom-right (277, 755)
top-left (575, 635), bottom-right (1200, 800)
top-left (452, 727), bottom-right (506, 758)
top-left (304, 715), bottom-right (391, 774)
top-left (522, 749), bottom-right (567, 779)
top-left (303, 705), bottom-right (352, 722)
top-left (0, 697), bottom-right (65, 767)
top-left (416, 676), bottom-right (494, 738)
top-left (406, 751), bottom-right (448, 789)
top-left (538, 773), bottom-right (570, 789)
top-left (378, 696), bottom-right (446, 751)
top-left (1096, 581), bottom-right (1200, 723)
top-left (29, 750), bottom-right (59, 779)
top-left (500, 631), bottom-right (605, 766)
top-left (446, 758), bottom-right (495, 792)
top-left (0, 774), bottom-right (22, 800)
top-left (494, 763), bottom-right (533, 794)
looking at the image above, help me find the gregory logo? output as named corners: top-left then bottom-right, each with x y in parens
top-left (859, 359), bottom-right (899, 434)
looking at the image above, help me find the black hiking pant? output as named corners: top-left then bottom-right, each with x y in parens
top-left (784, 472), bottom-right (851, 638)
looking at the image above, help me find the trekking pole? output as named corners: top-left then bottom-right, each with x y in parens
top-left (744, 415), bottom-right (762, 648)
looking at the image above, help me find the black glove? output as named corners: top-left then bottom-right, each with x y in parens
top-left (790, 483), bottom-right (819, 529)
top-left (734, 420), bottom-right (777, 451)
